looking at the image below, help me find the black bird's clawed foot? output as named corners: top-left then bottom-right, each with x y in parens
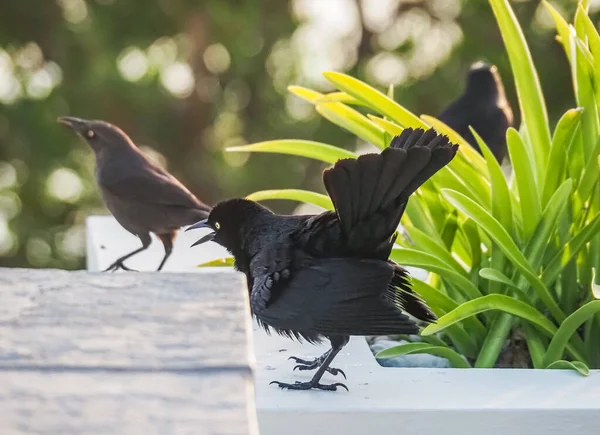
top-left (270, 380), bottom-right (349, 392)
top-left (287, 356), bottom-right (315, 366)
top-left (293, 365), bottom-right (346, 379)
top-left (288, 356), bottom-right (346, 379)
top-left (103, 261), bottom-right (137, 272)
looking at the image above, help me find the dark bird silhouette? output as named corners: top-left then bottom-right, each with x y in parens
top-left (438, 62), bottom-right (513, 163)
top-left (187, 127), bottom-right (458, 391)
top-left (58, 117), bottom-right (211, 272)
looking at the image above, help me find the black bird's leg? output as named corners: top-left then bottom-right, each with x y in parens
top-left (289, 348), bottom-right (346, 379)
top-left (104, 233), bottom-right (151, 272)
top-left (271, 336), bottom-right (350, 391)
top-left (156, 232), bottom-right (175, 271)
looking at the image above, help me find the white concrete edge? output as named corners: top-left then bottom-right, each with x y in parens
top-left (87, 215), bottom-right (600, 435)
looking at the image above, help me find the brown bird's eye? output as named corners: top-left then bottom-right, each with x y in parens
top-left (86, 130), bottom-right (95, 138)
top-left (215, 222), bottom-right (221, 230)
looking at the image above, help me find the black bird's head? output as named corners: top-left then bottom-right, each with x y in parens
top-left (186, 198), bottom-right (272, 258)
top-left (57, 116), bottom-right (135, 154)
top-left (465, 62), bottom-right (503, 99)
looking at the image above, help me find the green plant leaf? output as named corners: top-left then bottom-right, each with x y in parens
top-left (246, 189), bottom-right (333, 210)
top-left (315, 103), bottom-right (386, 149)
top-left (546, 360), bottom-right (590, 376)
top-left (315, 91), bottom-right (364, 106)
top-left (543, 300), bottom-right (600, 366)
top-left (523, 323), bottom-right (547, 369)
top-left (421, 294), bottom-right (558, 337)
top-left (227, 140), bottom-right (357, 164)
top-left (475, 313), bottom-right (514, 368)
top-left (412, 278), bottom-right (487, 344)
top-left (524, 179), bottom-right (573, 271)
top-left (403, 193), bottom-right (441, 239)
top-left (506, 128), bottom-right (542, 239)
top-left (576, 138), bottom-right (600, 203)
top-left (391, 248), bottom-right (483, 301)
top-left (287, 85), bottom-right (323, 103)
top-left (421, 115), bottom-right (488, 174)
top-left (542, 108), bottom-right (582, 207)
top-left (490, 0), bottom-right (551, 184)
top-left (287, 85), bottom-right (387, 148)
top-left (404, 226), bottom-right (469, 277)
top-left (576, 4), bottom-right (600, 111)
top-left (543, 1), bottom-right (574, 64)
top-left (542, 212), bottom-right (600, 287)
top-left (366, 114), bottom-right (404, 135)
top-left (441, 188), bottom-right (566, 322)
top-left (472, 128), bottom-right (513, 235)
top-left (196, 257), bottom-right (235, 267)
top-left (322, 71), bottom-right (428, 128)
top-left (411, 278), bottom-right (460, 314)
top-left (461, 218), bottom-right (482, 270)
top-left (375, 342), bottom-right (471, 368)
top-left (479, 268), bottom-right (524, 294)
top-left (571, 31), bottom-right (600, 165)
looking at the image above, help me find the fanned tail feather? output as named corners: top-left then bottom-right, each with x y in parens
top-left (322, 127), bottom-right (458, 259)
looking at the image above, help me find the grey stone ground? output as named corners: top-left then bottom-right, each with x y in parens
top-left (0, 268), bottom-right (257, 435)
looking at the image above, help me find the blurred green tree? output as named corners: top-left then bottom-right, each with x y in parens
top-left (0, 0), bottom-right (597, 269)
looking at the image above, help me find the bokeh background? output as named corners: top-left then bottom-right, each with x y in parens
top-left (0, 0), bottom-right (598, 269)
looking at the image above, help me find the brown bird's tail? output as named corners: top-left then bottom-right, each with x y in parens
top-left (323, 127), bottom-right (458, 259)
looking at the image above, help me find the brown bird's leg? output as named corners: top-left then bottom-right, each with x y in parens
top-left (156, 232), bottom-right (176, 271)
top-left (104, 233), bottom-right (151, 272)
top-left (271, 336), bottom-right (350, 391)
top-left (289, 348), bottom-right (346, 379)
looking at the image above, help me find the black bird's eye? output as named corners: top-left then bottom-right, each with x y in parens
top-left (214, 222), bottom-right (221, 230)
top-left (86, 130), bottom-right (95, 139)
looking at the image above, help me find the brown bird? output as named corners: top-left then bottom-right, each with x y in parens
top-left (58, 117), bottom-right (211, 272)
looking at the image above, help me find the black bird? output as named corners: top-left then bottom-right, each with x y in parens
top-left (58, 117), bottom-right (211, 272)
top-left (188, 127), bottom-right (458, 391)
top-left (438, 62), bottom-right (513, 163)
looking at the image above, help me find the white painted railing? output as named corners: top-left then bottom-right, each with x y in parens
top-left (87, 215), bottom-right (600, 435)
top-left (0, 266), bottom-right (257, 434)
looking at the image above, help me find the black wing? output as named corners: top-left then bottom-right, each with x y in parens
top-left (251, 257), bottom-right (421, 337)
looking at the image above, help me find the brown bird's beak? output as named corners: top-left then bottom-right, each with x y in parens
top-left (186, 219), bottom-right (216, 247)
top-left (57, 116), bottom-right (86, 132)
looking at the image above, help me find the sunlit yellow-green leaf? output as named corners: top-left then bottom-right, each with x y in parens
top-left (490, 0), bottom-right (551, 184)
top-left (543, 1), bottom-right (574, 63)
top-left (316, 92), bottom-right (364, 106)
top-left (421, 115), bottom-right (487, 174)
top-left (472, 128), bottom-right (513, 235)
top-left (246, 189), bottom-right (333, 210)
top-left (315, 103), bottom-right (386, 149)
top-left (288, 85), bottom-right (323, 103)
top-left (367, 114), bottom-right (404, 136)
top-left (288, 85), bottom-right (387, 148)
top-left (507, 128), bottom-right (542, 239)
top-left (196, 257), bottom-right (235, 267)
top-left (227, 140), bottom-right (357, 164)
top-left (542, 108), bottom-right (582, 207)
top-left (323, 71), bottom-right (428, 128)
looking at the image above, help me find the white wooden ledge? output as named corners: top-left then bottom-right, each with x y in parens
top-left (0, 267), bottom-right (258, 435)
top-left (87, 215), bottom-right (600, 435)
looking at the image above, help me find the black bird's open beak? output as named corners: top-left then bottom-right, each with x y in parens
top-left (186, 219), bottom-right (216, 247)
top-left (57, 116), bottom-right (86, 132)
